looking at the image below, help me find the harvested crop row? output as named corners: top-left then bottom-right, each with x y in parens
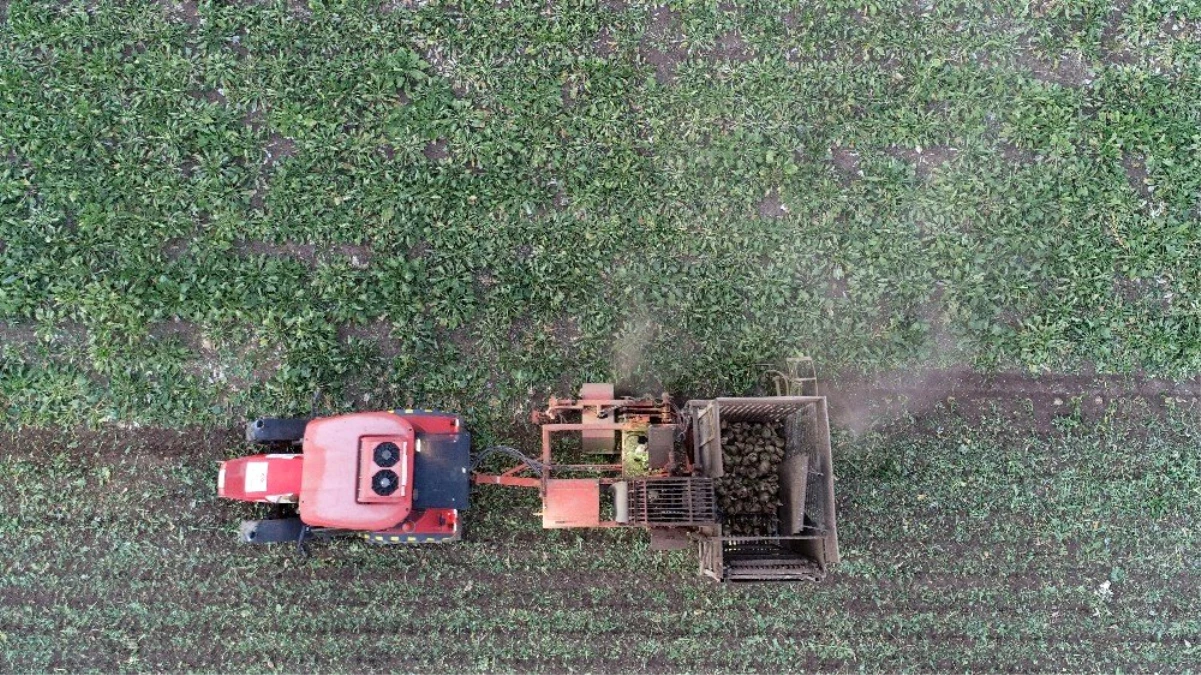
top-left (715, 420), bottom-right (785, 536)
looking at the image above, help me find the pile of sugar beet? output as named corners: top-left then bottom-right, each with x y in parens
top-left (715, 419), bottom-right (786, 536)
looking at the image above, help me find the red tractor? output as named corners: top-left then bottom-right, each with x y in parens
top-left (219, 361), bottom-right (839, 582)
top-left (219, 409), bottom-right (469, 545)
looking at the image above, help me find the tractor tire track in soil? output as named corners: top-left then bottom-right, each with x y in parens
top-left (3, 371), bottom-right (1193, 461)
top-left (0, 426), bottom-right (241, 462)
top-left (822, 368), bottom-right (1201, 435)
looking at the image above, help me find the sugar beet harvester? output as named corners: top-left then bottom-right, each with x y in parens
top-left (218, 364), bottom-right (838, 582)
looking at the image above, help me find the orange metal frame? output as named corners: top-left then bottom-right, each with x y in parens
top-left (471, 421), bottom-right (633, 492)
top-left (478, 394), bottom-right (673, 488)
top-left (472, 395), bottom-right (679, 528)
top-left (533, 396), bottom-right (673, 425)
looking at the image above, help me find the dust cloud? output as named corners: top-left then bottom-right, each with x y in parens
top-left (612, 310), bottom-right (657, 385)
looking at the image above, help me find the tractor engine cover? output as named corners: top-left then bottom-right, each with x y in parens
top-left (299, 413), bottom-right (417, 531)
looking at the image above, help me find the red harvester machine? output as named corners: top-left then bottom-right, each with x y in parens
top-left (218, 359), bottom-right (838, 582)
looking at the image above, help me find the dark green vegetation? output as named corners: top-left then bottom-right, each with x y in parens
top-left (3, 0), bottom-right (1201, 426)
top-left (3, 402), bottom-right (1199, 671)
top-left (3, 0), bottom-right (1201, 672)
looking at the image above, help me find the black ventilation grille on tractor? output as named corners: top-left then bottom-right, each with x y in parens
top-left (372, 470), bottom-right (399, 496)
top-left (373, 442), bottom-right (401, 468)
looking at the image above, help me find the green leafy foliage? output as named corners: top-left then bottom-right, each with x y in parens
top-left (3, 0), bottom-right (1201, 426)
top-left (2, 3), bottom-right (1200, 668)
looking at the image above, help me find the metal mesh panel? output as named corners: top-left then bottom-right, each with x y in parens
top-left (627, 478), bottom-right (717, 526)
top-left (784, 409), bottom-right (806, 459)
top-left (803, 464), bottom-right (826, 530)
top-left (722, 539), bottom-right (825, 582)
top-left (690, 401), bottom-right (722, 478)
top-left (714, 398), bottom-right (816, 423)
top-left (699, 537), bottom-right (723, 581)
top-left (804, 406), bottom-right (831, 533)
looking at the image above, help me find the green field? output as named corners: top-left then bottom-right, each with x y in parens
top-left (2, 0), bottom-right (1200, 671)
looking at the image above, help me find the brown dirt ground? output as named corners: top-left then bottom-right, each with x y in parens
top-left (382, 0), bottom-right (431, 12)
top-left (549, 317), bottom-right (580, 348)
top-left (757, 188), bottom-right (787, 219)
top-left (561, 81), bottom-right (577, 107)
top-left (830, 144), bottom-right (862, 181)
top-left (1018, 43), bottom-right (1095, 88)
top-left (188, 88), bottom-right (228, 106)
top-left (820, 258), bottom-right (850, 300)
top-left (338, 320), bottom-right (402, 359)
top-left (159, 0), bottom-right (200, 26)
top-left (888, 144), bottom-right (959, 179)
top-left (0, 321), bottom-right (38, 344)
top-left (406, 239), bottom-right (431, 260)
top-left (0, 321), bottom-right (89, 354)
top-left (639, 5), bottom-right (686, 85)
top-left (998, 141), bottom-right (1037, 165)
top-left (0, 425), bottom-right (239, 462)
top-left (1122, 153), bottom-right (1152, 197)
top-left (148, 319), bottom-right (202, 348)
top-left (1099, 0), bottom-right (1136, 66)
top-left (239, 240), bottom-right (372, 267)
top-left (423, 139), bottom-right (450, 161)
top-left (709, 30), bottom-right (755, 62)
top-left (264, 133), bottom-right (296, 166)
top-left (593, 26), bottom-right (616, 57)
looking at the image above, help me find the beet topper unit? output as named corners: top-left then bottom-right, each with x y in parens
top-left (218, 359), bottom-right (838, 582)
